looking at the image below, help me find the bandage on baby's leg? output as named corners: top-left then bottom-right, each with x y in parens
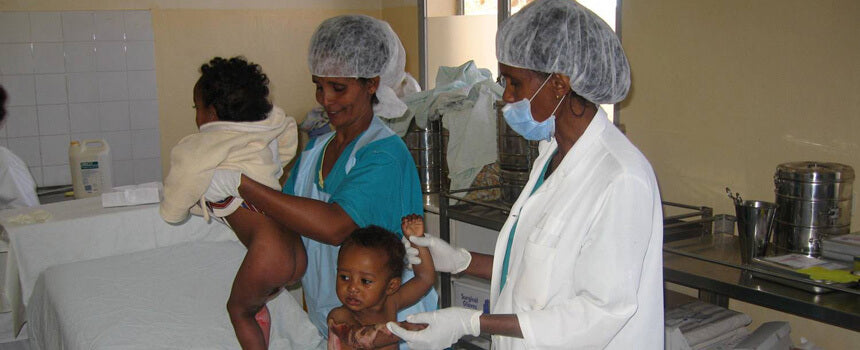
top-left (255, 305), bottom-right (271, 345)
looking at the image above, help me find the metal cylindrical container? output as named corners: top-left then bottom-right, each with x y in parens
top-left (403, 118), bottom-right (449, 195)
top-left (496, 101), bottom-right (539, 171)
top-left (773, 161), bottom-right (854, 256)
top-left (500, 169), bottom-right (530, 204)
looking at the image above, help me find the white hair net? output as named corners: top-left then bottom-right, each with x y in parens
top-left (308, 15), bottom-right (408, 119)
top-left (496, 0), bottom-right (630, 104)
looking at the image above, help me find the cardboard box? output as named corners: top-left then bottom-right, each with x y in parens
top-left (452, 276), bottom-right (490, 313)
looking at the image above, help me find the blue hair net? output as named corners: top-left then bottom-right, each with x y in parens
top-left (496, 0), bottom-right (630, 104)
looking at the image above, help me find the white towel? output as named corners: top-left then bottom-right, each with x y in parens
top-left (160, 107), bottom-right (297, 223)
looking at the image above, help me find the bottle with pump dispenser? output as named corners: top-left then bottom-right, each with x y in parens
top-left (68, 139), bottom-right (113, 199)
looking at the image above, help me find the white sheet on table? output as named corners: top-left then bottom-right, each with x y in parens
top-left (27, 241), bottom-right (324, 350)
top-left (5, 197), bottom-right (236, 308)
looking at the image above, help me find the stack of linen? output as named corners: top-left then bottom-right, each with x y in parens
top-left (821, 232), bottom-right (860, 262)
top-left (665, 300), bottom-right (752, 350)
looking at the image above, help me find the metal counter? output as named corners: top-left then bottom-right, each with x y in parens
top-left (441, 195), bottom-right (860, 332)
top-left (664, 234), bottom-right (860, 331)
top-left (36, 185), bottom-right (75, 204)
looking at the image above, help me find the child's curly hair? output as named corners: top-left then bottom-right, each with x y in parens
top-left (197, 56), bottom-right (272, 122)
top-left (340, 225), bottom-right (406, 279)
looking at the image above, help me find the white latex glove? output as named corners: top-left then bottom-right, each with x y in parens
top-left (386, 307), bottom-right (481, 350)
top-left (409, 234), bottom-right (471, 274)
top-left (403, 236), bottom-right (421, 269)
top-left (203, 169), bottom-right (242, 202)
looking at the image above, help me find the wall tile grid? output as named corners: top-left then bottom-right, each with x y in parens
top-left (0, 10), bottom-right (159, 187)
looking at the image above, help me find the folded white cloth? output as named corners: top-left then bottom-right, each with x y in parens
top-left (696, 327), bottom-right (750, 350)
top-left (102, 182), bottom-right (162, 208)
top-left (665, 325), bottom-right (693, 350)
top-left (665, 301), bottom-right (752, 348)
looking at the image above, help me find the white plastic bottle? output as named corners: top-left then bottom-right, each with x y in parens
top-left (69, 139), bottom-right (113, 199)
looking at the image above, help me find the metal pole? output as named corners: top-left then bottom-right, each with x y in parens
top-left (498, 0), bottom-right (511, 28)
top-left (440, 182), bottom-right (452, 308)
top-left (418, 0), bottom-right (428, 90)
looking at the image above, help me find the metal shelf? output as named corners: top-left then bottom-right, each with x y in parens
top-left (664, 234), bottom-right (860, 331)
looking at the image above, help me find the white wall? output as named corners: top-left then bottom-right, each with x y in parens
top-left (0, 10), bottom-right (160, 187)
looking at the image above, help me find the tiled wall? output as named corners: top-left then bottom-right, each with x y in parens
top-left (0, 10), bottom-right (160, 188)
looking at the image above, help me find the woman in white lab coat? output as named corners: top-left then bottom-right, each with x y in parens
top-left (387, 0), bottom-right (664, 349)
top-left (0, 85), bottom-right (40, 209)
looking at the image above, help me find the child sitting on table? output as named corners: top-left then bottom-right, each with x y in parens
top-left (327, 215), bottom-right (435, 350)
top-left (160, 56), bottom-right (307, 350)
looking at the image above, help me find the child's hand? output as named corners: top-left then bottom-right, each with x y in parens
top-left (401, 214), bottom-right (425, 238)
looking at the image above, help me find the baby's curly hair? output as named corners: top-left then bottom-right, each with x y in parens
top-left (197, 56), bottom-right (272, 122)
top-left (340, 225), bottom-right (406, 279)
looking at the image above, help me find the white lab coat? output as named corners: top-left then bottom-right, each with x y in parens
top-left (0, 146), bottom-right (39, 209)
top-left (489, 109), bottom-right (664, 349)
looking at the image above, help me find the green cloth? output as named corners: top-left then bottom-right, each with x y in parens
top-left (796, 266), bottom-right (860, 284)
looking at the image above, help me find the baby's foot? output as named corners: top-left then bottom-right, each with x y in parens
top-left (401, 214), bottom-right (425, 238)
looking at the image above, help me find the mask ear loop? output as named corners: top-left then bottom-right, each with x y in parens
top-left (529, 74), bottom-right (554, 101)
top-left (550, 94), bottom-right (566, 116)
top-left (533, 73), bottom-right (566, 118)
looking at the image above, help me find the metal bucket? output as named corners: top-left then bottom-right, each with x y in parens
top-left (735, 200), bottom-right (777, 264)
top-left (500, 169), bottom-right (530, 204)
top-left (773, 161), bottom-right (854, 256)
top-left (496, 101), bottom-right (539, 171)
top-left (403, 118), bottom-right (448, 207)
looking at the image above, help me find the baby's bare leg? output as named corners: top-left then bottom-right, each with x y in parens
top-left (225, 208), bottom-right (307, 350)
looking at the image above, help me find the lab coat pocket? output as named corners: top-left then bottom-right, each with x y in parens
top-left (512, 241), bottom-right (556, 311)
top-left (528, 215), bottom-right (562, 247)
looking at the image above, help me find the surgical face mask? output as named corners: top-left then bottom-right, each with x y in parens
top-left (501, 74), bottom-right (566, 141)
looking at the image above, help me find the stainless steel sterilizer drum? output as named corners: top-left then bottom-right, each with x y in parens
top-left (773, 161), bottom-right (854, 257)
top-left (496, 101), bottom-right (539, 204)
top-left (404, 118), bottom-right (448, 209)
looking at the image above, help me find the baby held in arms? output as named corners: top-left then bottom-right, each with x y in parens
top-left (327, 215), bottom-right (434, 350)
top-left (160, 57), bottom-right (306, 350)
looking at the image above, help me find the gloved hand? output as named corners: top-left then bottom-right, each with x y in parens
top-left (403, 236), bottom-right (421, 269)
top-left (409, 234), bottom-right (471, 274)
top-left (386, 307), bottom-right (481, 350)
top-left (204, 169), bottom-right (242, 202)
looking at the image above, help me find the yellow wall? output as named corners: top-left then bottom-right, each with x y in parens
top-left (427, 0), bottom-right (459, 17)
top-left (382, 3), bottom-right (419, 78)
top-left (150, 7), bottom-right (376, 175)
top-left (622, 0), bottom-right (860, 221)
top-left (0, 1), bottom-right (424, 176)
top-left (627, 0), bottom-right (860, 347)
top-left (0, 0), bottom-right (383, 11)
top-left (426, 14), bottom-right (498, 89)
